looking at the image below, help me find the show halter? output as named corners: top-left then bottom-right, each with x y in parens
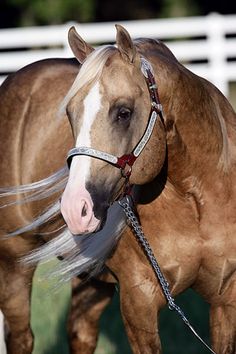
top-left (66, 56), bottom-right (216, 354)
top-left (67, 56), bottom-right (163, 180)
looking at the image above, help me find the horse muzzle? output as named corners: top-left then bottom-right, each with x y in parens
top-left (60, 183), bottom-right (102, 235)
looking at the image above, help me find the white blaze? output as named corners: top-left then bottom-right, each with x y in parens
top-left (60, 82), bottom-right (102, 234)
top-left (70, 81), bottom-right (101, 182)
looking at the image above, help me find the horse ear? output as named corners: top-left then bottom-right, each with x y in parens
top-left (68, 26), bottom-right (94, 63)
top-left (115, 24), bottom-right (137, 63)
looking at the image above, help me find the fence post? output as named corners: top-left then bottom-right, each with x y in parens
top-left (207, 13), bottom-right (228, 96)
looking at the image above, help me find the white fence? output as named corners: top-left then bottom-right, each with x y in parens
top-left (0, 13), bottom-right (236, 96)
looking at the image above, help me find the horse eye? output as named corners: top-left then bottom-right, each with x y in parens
top-left (117, 107), bottom-right (132, 123)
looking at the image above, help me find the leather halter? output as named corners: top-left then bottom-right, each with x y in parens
top-left (67, 57), bottom-right (163, 179)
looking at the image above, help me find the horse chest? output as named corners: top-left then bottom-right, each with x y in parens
top-left (138, 190), bottom-right (236, 299)
top-left (139, 212), bottom-right (201, 294)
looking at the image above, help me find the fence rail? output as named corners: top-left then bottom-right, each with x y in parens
top-left (0, 13), bottom-right (236, 96)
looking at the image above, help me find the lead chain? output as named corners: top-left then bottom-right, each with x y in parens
top-left (119, 196), bottom-right (216, 354)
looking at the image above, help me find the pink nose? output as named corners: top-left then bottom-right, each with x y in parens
top-left (60, 186), bottom-right (100, 235)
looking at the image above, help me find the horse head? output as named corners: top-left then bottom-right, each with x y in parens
top-left (60, 25), bottom-right (167, 235)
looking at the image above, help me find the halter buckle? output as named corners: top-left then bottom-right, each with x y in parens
top-left (120, 164), bottom-right (132, 178)
top-left (152, 102), bottom-right (162, 113)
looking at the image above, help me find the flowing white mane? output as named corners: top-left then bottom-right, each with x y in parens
top-left (1, 164), bottom-right (128, 280)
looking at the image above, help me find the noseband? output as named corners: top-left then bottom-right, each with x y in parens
top-left (67, 57), bottom-right (163, 181)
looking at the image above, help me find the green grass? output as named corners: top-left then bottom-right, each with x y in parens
top-left (31, 261), bottom-right (71, 354)
top-left (32, 261), bottom-right (211, 354)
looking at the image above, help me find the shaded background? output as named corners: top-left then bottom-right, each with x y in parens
top-left (1, 0), bottom-right (236, 28)
top-left (1, 1), bottom-right (236, 353)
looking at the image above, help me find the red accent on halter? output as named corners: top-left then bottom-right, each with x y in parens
top-left (146, 75), bottom-right (161, 111)
top-left (115, 154), bottom-right (137, 177)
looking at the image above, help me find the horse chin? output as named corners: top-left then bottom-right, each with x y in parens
top-left (64, 214), bottom-right (101, 236)
top-left (72, 214), bottom-right (106, 237)
top-left (70, 205), bottom-right (109, 236)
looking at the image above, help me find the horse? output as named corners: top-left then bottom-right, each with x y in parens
top-left (52, 24), bottom-right (236, 353)
top-left (0, 24), bottom-right (236, 354)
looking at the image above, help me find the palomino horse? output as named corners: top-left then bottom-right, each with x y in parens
top-left (0, 24), bottom-right (236, 354)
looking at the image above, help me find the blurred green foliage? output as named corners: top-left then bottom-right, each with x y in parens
top-left (7, 0), bottom-right (96, 25)
top-left (1, 0), bottom-right (236, 28)
top-left (0, 0), bottom-right (199, 28)
top-left (161, 0), bottom-right (200, 17)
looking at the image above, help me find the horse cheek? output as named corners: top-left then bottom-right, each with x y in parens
top-left (130, 125), bottom-right (166, 184)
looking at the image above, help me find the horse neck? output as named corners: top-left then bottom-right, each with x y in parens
top-left (137, 40), bottom-right (235, 203)
top-left (160, 65), bottom-right (235, 198)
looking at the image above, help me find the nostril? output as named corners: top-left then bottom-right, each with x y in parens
top-left (81, 201), bottom-right (88, 217)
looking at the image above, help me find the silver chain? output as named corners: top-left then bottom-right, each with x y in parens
top-left (119, 195), bottom-right (217, 354)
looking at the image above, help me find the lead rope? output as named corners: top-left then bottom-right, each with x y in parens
top-left (119, 195), bottom-right (217, 354)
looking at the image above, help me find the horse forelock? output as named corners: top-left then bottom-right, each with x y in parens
top-left (58, 45), bottom-right (116, 117)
